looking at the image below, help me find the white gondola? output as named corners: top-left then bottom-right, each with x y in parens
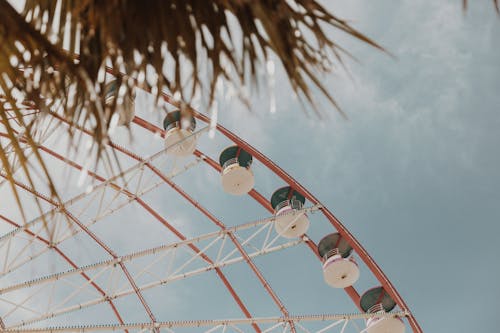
top-left (270, 187), bottom-right (309, 238)
top-left (163, 110), bottom-right (197, 157)
top-left (219, 146), bottom-right (254, 195)
top-left (366, 316), bottom-right (405, 333)
top-left (104, 80), bottom-right (135, 126)
top-left (361, 287), bottom-right (405, 333)
top-left (317, 233), bottom-right (359, 288)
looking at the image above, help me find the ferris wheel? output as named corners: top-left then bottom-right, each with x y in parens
top-left (0, 80), bottom-right (423, 333)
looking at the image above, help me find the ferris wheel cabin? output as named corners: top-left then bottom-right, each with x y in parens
top-left (317, 232), bottom-right (359, 288)
top-left (270, 186), bottom-right (310, 238)
top-left (360, 287), bottom-right (405, 333)
top-left (163, 110), bottom-right (197, 157)
top-left (219, 146), bottom-right (255, 195)
top-left (104, 80), bottom-right (136, 126)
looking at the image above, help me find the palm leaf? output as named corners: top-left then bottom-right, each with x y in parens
top-left (1, 0), bottom-right (383, 228)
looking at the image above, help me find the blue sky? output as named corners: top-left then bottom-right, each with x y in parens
top-left (217, 1), bottom-right (500, 332)
top-left (1, 1), bottom-right (499, 332)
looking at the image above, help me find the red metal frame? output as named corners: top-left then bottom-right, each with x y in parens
top-left (1, 132), bottom-right (262, 333)
top-left (138, 91), bottom-right (422, 332)
top-left (2, 175), bottom-right (159, 326)
top-left (191, 111), bottom-right (422, 333)
top-left (1, 90), bottom-right (422, 333)
top-left (39, 118), bottom-right (287, 333)
top-left (132, 114), bottom-right (422, 332)
top-left (0, 214), bottom-right (128, 332)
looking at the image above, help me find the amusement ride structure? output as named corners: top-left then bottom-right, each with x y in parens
top-left (0, 79), bottom-right (423, 333)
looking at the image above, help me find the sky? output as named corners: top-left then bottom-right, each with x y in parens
top-left (1, 1), bottom-right (499, 333)
top-left (216, 1), bottom-right (500, 332)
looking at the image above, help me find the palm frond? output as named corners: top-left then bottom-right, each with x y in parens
top-left (21, 0), bottom-right (383, 112)
top-left (1, 0), bottom-right (382, 223)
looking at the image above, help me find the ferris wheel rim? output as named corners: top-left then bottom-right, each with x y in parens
top-left (135, 93), bottom-right (423, 332)
top-left (0, 118), bottom-right (293, 332)
top-left (188, 110), bottom-right (422, 333)
top-left (0, 92), bottom-right (422, 333)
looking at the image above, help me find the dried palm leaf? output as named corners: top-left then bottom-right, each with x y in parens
top-left (1, 0), bottom-right (382, 228)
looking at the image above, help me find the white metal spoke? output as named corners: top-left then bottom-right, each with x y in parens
top-left (0, 156), bottom-right (203, 279)
top-left (294, 322), bottom-right (311, 333)
top-left (263, 322), bottom-right (285, 333)
top-left (0, 213), bottom-right (305, 295)
top-left (1, 312), bottom-right (408, 332)
top-left (316, 319), bottom-right (345, 333)
top-left (339, 319), bottom-right (349, 333)
top-left (0, 125), bottom-right (208, 244)
top-left (5, 238), bottom-right (302, 328)
top-left (50, 266), bottom-right (111, 312)
top-left (0, 210), bottom-right (312, 327)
